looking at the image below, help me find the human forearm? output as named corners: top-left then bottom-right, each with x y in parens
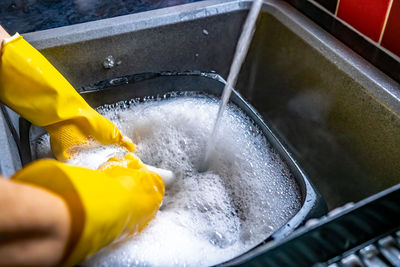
top-left (0, 26), bottom-right (70, 266)
top-left (0, 177), bottom-right (71, 267)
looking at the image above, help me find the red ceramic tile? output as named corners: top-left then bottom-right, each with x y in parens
top-left (337, 0), bottom-right (391, 42)
top-left (382, 0), bottom-right (400, 57)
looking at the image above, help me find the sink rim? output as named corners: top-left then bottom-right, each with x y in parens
top-left (23, 0), bottom-right (400, 116)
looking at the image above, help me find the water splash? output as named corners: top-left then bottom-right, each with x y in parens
top-left (200, 0), bottom-right (263, 171)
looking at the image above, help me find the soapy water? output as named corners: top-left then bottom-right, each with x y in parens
top-left (35, 93), bottom-right (301, 266)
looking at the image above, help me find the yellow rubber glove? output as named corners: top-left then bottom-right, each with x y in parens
top-left (11, 153), bottom-right (164, 266)
top-left (0, 34), bottom-right (134, 160)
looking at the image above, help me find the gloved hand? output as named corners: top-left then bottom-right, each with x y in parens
top-left (11, 153), bottom-right (164, 266)
top-left (0, 34), bottom-right (134, 160)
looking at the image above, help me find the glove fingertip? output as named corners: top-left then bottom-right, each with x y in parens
top-left (120, 136), bottom-right (135, 152)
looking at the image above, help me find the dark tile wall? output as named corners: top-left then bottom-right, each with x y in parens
top-left (0, 0), bottom-right (202, 34)
top-left (285, 0), bottom-right (400, 84)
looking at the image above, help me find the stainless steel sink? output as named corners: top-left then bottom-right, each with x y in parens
top-left (3, 0), bottom-right (400, 211)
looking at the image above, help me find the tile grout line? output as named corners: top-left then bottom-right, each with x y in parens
top-left (308, 0), bottom-right (379, 46)
top-left (303, 0), bottom-right (400, 62)
top-left (334, 0), bottom-right (340, 16)
top-left (379, 0), bottom-right (394, 44)
top-left (307, 0), bottom-right (334, 15)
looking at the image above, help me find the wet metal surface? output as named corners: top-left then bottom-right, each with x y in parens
top-left (2, 0), bottom-right (399, 209)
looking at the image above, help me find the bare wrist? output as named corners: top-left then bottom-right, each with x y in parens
top-left (0, 178), bottom-right (71, 266)
top-left (0, 25), bottom-right (11, 50)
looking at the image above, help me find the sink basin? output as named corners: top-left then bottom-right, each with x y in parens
top-left (0, 0), bottom-right (399, 238)
top-left (1, 0), bottom-right (399, 265)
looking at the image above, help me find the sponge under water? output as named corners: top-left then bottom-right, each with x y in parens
top-left (36, 93), bottom-right (301, 266)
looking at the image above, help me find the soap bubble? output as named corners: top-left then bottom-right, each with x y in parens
top-left (35, 93), bottom-right (301, 266)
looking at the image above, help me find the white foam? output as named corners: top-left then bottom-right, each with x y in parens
top-left (35, 94), bottom-right (301, 266)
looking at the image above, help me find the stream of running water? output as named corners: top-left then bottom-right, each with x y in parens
top-left (200, 0), bottom-right (264, 172)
